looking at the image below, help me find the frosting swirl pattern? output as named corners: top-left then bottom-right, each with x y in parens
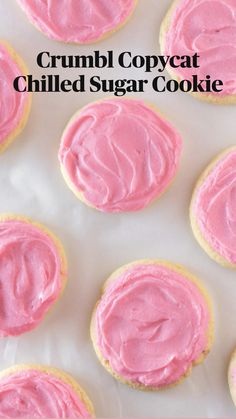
top-left (191, 149), bottom-right (236, 264)
top-left (59, 99), bottom-right (182, 213)
top-left (94, 262), bottom-right (211, 388)
top-left (162, 0), bottom-right (236, 96)
top-left (0, 43), bottom-right (29, 145)
top-left (0, 368), bottom-right (91, 418)
top-left (0, 218), bottom-right (65, 337)
top-left (17, 0), bottom-right (136, 44)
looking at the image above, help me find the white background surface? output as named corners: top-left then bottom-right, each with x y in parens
top-left (0, 0), bottom-right (236, 417)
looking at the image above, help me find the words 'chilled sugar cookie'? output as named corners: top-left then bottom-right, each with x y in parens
top-left (0, 41), bottom-right (31, 153)
top-left (91, 260), bottom-right (213, 390)
top-left (191, 147), bottom-right (236, 268)
top-left (160, 0), bottom-right (236, 103)
top-left (0, 215), bottom-right (67, 337)
top-left (0, 365), bottom-right (94, 418)
top-left (58, 98), bottom-right (182, 213)
top-left (17, 0), bottom-right (137, 44)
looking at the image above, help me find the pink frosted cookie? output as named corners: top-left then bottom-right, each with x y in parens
top-left (91, 260), bottom-right (213, 390)
top-left (191, 147), bottom-right (236, 268)
top-left (0, 215), bottom-right (67, 337)
top-left (58, 99), bottom-right (182, 213)
top-left (0, 365), bottom-right (94, 418)
top-left (0, 41), bottom-right (31, 153)
top-left (160, 0), bottom-right (236, 104)
top-left (17, 0), bottom-right (137, 44)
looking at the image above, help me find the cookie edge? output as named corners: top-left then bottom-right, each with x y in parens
top-left (0, 364), bottom-right (95, 417)
top-left (90, 258), bottom-right (214, 391)
top-left (228, 348), bottom-right (236, 408)
top-left (0, 213), bottom-right (68, 336)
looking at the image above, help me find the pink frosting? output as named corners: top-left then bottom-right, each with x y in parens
top-left (17, 0), bottom-right (136, 43)
top-left (192, 149), bottom-right (236, 264)
top-left (59, 99), bottom-right (182, 213)
top-left (163, 0), bottom-right (236, 96)
top-left (0, 369), bottom-right (91, 418)
top-left (0, 219), bottom-right (65, 337)
top-left (95, 262), bottom-right (210, 388)
top-left (0, 43), bottom-right (29, 145)
top-left (230, 366), bottom-right (236, 385)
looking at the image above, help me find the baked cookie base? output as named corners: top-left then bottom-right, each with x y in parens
top-left (90, 259), bottom-right (214, 391)
top-left (228, 349), bottom-right (236, 408)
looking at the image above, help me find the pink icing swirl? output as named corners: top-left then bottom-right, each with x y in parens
top-left (0, 219), bottom-right (65, 337)
top-left (17, 0), bottom-right (136, 43)
top-left (0, 369), bottom-right (91, 418)
top-left (58, 99), bottom-right (182, 213)
top-left (192, 149), bottom-right (236, 264)
top-left (95, 262), bottom-right (210, 388)
top-left (0, 43), bottom-right (29, 145)
top-left (163, 0), bottom-right (236, 96)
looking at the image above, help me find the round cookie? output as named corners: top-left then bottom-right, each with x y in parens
top-left (160, 0), bottom-right (236, 104)
top-left (190, 147), bottom-right (236, 268)
top-left (228, 349), bottom-right (236, 408)
top-left (0, 41), bottom-right (31, 153)
top-left (58, 98), bottom-right (182, 213)
top-left (17, 0), bottom-right (137, 44)
top-left (0, 364), bottom-right (94, 418)
top-left (0, 214), bottom-right (67, 337)
top-left (90, 260), bottom-right (213, 390)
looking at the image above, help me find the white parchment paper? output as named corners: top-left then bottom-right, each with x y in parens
top-left (0, 1), bottom-right (236, 417)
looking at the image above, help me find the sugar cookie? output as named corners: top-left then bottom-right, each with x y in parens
top-left (17, 0), bottom-right (137, 44)
top-left (0, 41), bottom-right (31, 153)
top-left (0, 215), bottom-right (67, 337)
top-left (160, 0), bottom-right (236, 104)
top-left (190, 147), bottom-right (236, 268)
top-left (0, 364), bottom-right (94, 418)
top-left (91, 260), bottom-right (213, 390)
top-left (58, 98), bottom-right (182, 213)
